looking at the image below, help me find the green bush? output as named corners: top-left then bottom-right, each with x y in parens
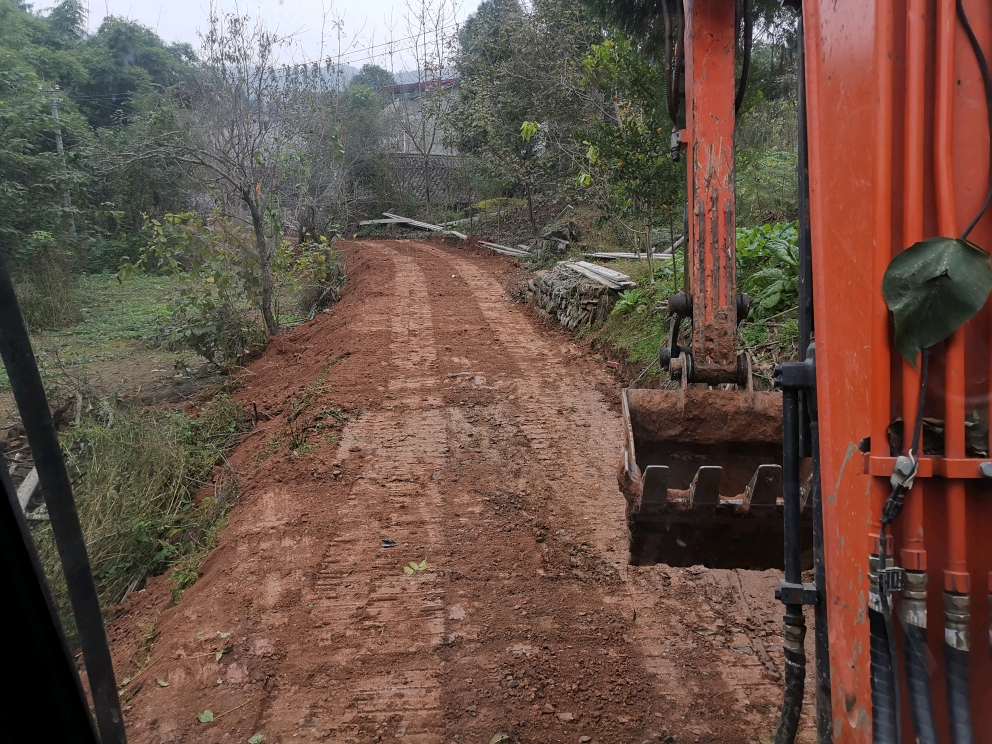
top-left (737, 221), bottom-right (800, 319)
top-left (30, 394), bottom-right (249, 641)
top-left (14, 241), bottom-right (82, 330)
top-left (612, 287), bottom-right (649, 315)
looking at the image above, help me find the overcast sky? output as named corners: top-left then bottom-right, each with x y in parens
top-left (84, 0), bottom-right (478, 70)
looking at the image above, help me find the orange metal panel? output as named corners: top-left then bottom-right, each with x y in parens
top-left (805, 0), bottom-right (992, 740)
top-left (801, 1), bottom-right (878, 739)
top-left (684, 0), bottom-right (738, 377)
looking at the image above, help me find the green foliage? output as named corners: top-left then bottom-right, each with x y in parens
top-left (578, 35), bottom-right (684, 227)
top-left (0, 0), bottom-right (196, 272)
top-left (449, 0), bottom-right (600, 203)
top-left (32, 394), bottom-right (248, 640)
top-left (124, 212), bottom-right (265, 367)
top-left (125, 212), bottom-right (342, 366)
top-left (592, 259), bottom-right (675, 368)
top-left (349, 64), bottom-right (395, 92)
top-left (883, 237), bottom-right (992, 366)
top-left (737, 221), bottom-right (799, 318)
top-left (612, 287), bottom-right (648, 315)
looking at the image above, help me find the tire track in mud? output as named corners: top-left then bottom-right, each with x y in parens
top-left (110, 239), bottom-right (810, 744)
top-left (267, 249), bottom-right (449, 742)
top-left (412, 242), bottom-right (808, 742)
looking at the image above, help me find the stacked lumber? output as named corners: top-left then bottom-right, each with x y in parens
top-left (479, 241), bottom-right (531, 258)
top-left (358, 212), bottom-right (468, 240)
top-left (560, 261), bottom-right (636, 290)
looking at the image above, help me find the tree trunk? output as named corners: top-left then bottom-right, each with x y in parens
top-left (526, 183), bottom-right (537, 236)
top-left (423, 154), bottom-right (432, 220)
top-left (244, 193), bottom-right (280, 337)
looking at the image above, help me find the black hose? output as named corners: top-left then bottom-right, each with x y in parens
top-left (773, 387), bottom-right (807, 744)
top-left (944, 589), bottom-right (973, 744)
top-left (0, 256), bottom-right (127, 744)
top-left (805, 345), bottom-right (832, 743)
top-left (868, 588), bottom-right (898, 744)
top-left (945, 643), bottom-right (973, 744)
top-left (774, 622), bottom-right (807, 744)
top-left (900, 606), bottom-right (939, 744)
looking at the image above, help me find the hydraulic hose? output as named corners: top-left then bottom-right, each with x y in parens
top-left (868, 556), bottom-right (898, 744)
top-left (774, 618), bottom-right (807, 744)
top-left (900, 572), bottom-right (939, 744)
top-left (944, 592), bottom-right (973, 744)
top-left (805, 346), bottom-right (832, 743)
top-left (0, 256), bottom-right (127, 743)
top-left (773, 387), bottom-right (807, 744)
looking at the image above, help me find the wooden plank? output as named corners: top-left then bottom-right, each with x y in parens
top-left (382, 212), bottom-right (445, 232)
top-left (570, 261), bottom-right (636, 287)
top-left (358, 218), bottom-right (409, 226)
top-left (446, 230), bottom-right (468, 240)
top-left (585, 252), bottom-right (643, 260)
top-left (561, 263), bottom-right (623, 289)
top-left (479, 242), bottom-right (530, 257)
top-left (574, 261), bottom-right (633, 282)
top-left (17, 466), bottom-right (38, 510)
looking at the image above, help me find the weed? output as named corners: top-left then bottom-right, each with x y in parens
top-left (30, 394), bottom-right (248, 641)
top-left (612, 288), bottom-right (649, 315)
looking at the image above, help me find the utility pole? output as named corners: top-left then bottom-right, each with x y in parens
top-left (40, 85), bottom-right (75, 239)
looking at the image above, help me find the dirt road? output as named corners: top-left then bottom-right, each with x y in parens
top-left (109, 240), bottom-right (812, 744)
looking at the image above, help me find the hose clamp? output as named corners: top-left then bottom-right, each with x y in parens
top-left (889, 454), bottom-right (918, 491)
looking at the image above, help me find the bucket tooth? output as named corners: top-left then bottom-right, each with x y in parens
top-left (688, 466), bottom-right (723, 506)
top-left (743, 464), bottom-right (782, 510)
top-left (639, 465), bottom-right (670, 517)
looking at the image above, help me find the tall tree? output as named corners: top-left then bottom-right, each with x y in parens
top-left (349, 64), bottom-right (395, 92)
top-left (448, 0), bottom-right (601, 231)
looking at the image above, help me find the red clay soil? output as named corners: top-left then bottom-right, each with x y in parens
top-left (107, 239), bottom-right (814, 744)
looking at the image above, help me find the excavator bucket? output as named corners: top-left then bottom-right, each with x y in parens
top-left (618, 387), bottom-right (810, 569)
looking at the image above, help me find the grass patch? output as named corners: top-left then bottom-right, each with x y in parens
top-left (30, 393), bottom-right (250, 641)
top-left (587, 259), bottom-right (677, 376)
top-left (1, 272), bottom-right (191, 392)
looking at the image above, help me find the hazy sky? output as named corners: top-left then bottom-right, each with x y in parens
top-left (84, 0), bottom-right (478, 69)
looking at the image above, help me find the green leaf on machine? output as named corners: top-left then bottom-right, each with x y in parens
top-left (198, 710), bottom-right (215, 723)
top-left (882, 237), bottom-right (992, 366)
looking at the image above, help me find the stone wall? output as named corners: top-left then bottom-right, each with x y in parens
top-left (526, 263), bottom-right (617, 330)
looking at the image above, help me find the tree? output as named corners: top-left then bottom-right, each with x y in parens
top-left (349, 64), bottom-right (395, 92)
top-left (578, 35), bottom-right (684, 224)
top-left (448, 0), bottom-right (602, 232)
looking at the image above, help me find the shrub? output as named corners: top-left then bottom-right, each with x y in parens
top-left (612, 287), bottom-right (649, 315)
top-left (29, 394), bottom-right (249, 640)
top-left (737, 221), bottom-right (800, 319)
top-left (12, 233), bottom-right (82, 330)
